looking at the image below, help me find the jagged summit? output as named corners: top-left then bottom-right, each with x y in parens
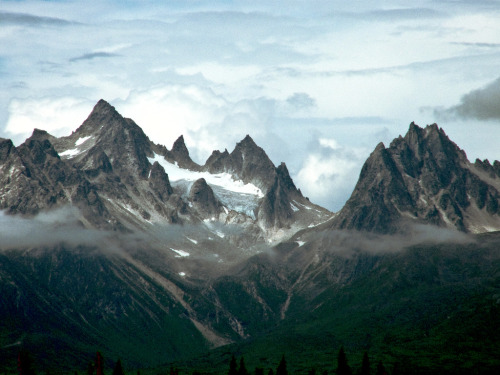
top-left (28, 128), bottom-right (56, 142)
top-left (169, 135), bottom-right (199, 170)
top-left (1, 99), bottom-right (330, 240)
top-left (203, 134), bottom-right (277, 192)
top-left (238, 134), bottom-right (258, 148)
top-left (71, 99), bottom-right (123, 136)
top-left (331, 122), bottom-right (500, 233)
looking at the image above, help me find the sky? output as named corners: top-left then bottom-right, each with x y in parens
top-left (1, 0), bottom-right (500, 212)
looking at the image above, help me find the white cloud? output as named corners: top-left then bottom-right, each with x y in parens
top-left (5, 97), bottom-right (94, 141)
top-left (296, 138), bottom-right (367, 211)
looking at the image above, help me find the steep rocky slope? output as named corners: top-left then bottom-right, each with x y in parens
top-left (331, 122), bottom-right (500, 233)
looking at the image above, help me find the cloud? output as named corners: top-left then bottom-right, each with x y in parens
top-left (69, 52), bottom-right (120, 62)
top-left (346, 8), bottom-right (445, 22)
top-left (434, 76), bottom-right (500, 121)
top-left (295, 137), bottom-right (367, 211)
top-left (308, 224), bottom-right (473, 257)
top-left (5, 97), bottom-right (95, 142)
top-left (0, 206), bottom-right (109, 250)
top-left (0, 11), bottom-right (75, 26)
top-left (286, 92), bottom-right (316, 110)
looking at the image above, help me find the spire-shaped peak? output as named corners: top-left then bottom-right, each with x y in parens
top-left (93, 99), bottom-right (116, 113)
top-left (374, 142), bottom-right (386, 152)
top-left (242, 134), bottom-right (254, 143)
top-left (170, 135), bottom-right (199, 170)
top-left (236, 134), bottom-right (258, 150)
top-left (72, 99), bottom-right (126, 137)
top-left (408, 121), bottom-right (423, 134)
top-left (276, 162), bottom-right (300, 195)
top-left (0, 138), bottom-right (15, 161)
top-left (172, 135), bottom-right (188, 154)
top-left (27, 128), bottom-right (56, 143)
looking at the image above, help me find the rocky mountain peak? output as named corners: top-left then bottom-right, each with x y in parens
top-left (22, 136), bottom-right (60, 165)
top-left (172, 135), bottom-right (187, 154)
top-left (276, 162), bottom-right (299, 194)
top-left (231, 135), bottom-right (277, 190)
top-left (233, 135), bottom-right (261, 158)
top-left (331, 122), bottom-right (500, 233)
top-left (169, 135), bottom-right (199, 170)
top-left (72, 99), bottom-right (124, 137)
top-left (0, 138), bottom-right (15, 161)
top-left (189, 178), bottom-right (222, 216)
top-left (148, 161), bottom-right (173, 201)
top-left (28, 128), bottom-right (56, 143)
top-left (475, 158), bottom-right (500, 179)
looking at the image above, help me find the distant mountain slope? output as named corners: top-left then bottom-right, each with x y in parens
top-left (330, 122), bottom-right (500, 233)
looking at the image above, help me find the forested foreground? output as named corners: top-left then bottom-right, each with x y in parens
top-left (10, 346), bottom-right (500, 375)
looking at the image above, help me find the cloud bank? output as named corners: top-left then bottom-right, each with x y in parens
top-left (434, 76), bottom-right (500, 121)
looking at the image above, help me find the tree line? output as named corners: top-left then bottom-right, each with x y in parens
top-left (11, 347), bottom-right (451, 375)
top-left (225, 348), bottom-right (392, 375)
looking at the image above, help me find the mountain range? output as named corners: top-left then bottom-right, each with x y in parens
top-left (1, 100), bottom-right (499, 375)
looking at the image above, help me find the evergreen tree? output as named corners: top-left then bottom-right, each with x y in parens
top-left (276, 355), bottom-right (287, 375)
top-left (87, 361), bottom-right (95, 375)
top-left (361, 352), bottom-right (370, 375)
top-left (391, 362), bottom-right (400, 375)
top-left (308, 369), bottom-right (316, 375)
top-left (255, 368), bottom-right (264, 375)
top-left (336, 347), bottom-right (351, 375)
top-left (228, 355), bottom-right (238, 375)
top-left (17, 350), bottom-right (35, 375)
top-left (112, 360), bottom-right (124, 375)
top-left (238, 357), bottom-right (249, 375)
top-left (375, 362), bottom-right (386, 375)
top-left (267, 368), bottom-right (274, 375)
top-left (95, 352), bottom-right (104, 375)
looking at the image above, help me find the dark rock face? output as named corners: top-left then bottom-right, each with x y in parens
top-left (148, 161), bottom-right (173, 201)
top-left (0, 138), bottom-right (15, 161)
top-left (257, 163), bottom-right (301, 228)
top-left (153, 135), bottom-right (201, 171)
top-left (1, 133), bottom-right (72, 215)
top-left (170, 135), bottom-right (200, 170)
top-left (189, 178), bottom-right (222, 216)
top-left (203, 135), bottom-right (277, 191)
top-left (331, 122), bottom-right (500, 233)
top-left (57, 100), bottom-right (153, 179)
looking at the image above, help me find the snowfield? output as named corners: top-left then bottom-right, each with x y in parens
top-left (148, 153), bottom-right (263, 197)
top-left (149, 153), bottom-right (263, 217)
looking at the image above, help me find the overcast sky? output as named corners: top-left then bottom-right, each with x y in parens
top-left (1, 0), bottom-right (500, 211)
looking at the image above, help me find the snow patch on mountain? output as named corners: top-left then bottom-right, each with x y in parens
top-left (171, 248), bottom-right (190, 257)
top-left (75, 135), bottom-right (92, 146)
top-left (59, 135), bottom-right (95, 159)
top-left (59, 148), bottom-right (82, 158)
top-left (186, 237), bottom-right (198, 244)
top-left (149, 153), bottom-right (262, 217)
top-left (148, 153), bottom-right (263, 197)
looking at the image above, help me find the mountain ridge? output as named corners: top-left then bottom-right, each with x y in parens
top-left (1, 101), bottom-right (500, 374)
top-left (330, 122), bottom-right (500, 233)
